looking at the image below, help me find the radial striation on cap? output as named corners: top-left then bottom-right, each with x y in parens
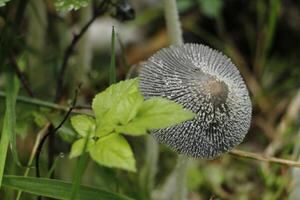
top-left (139, 43), bottom-right (252, 159)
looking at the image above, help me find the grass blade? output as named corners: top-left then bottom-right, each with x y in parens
top-left (109, 26), bottom-right (116, 85)
top-left (0, 114), bottom-right (10, 187)
top-left (0, 68), bottom-right (20, 187)
top-left (70, 153), bottom-right (89, 200)
top-left (70, 132), bottom-right (91, 200)
top-left (6, 68), bottom-right (24, 168)
top-left (3, 175), bottom-right (133, 200)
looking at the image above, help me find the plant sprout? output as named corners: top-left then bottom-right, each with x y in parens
top-left (140, 43), bottom-right (252, 159)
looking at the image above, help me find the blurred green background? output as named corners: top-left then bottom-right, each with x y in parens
top-left (1, 0), bottom-right (300, 199)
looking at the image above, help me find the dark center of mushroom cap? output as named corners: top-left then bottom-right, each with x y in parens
top-left (204, 77), bottom-right (229, 107)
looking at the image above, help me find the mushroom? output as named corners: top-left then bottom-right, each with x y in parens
top-left (139, 43), bottom-right (252, 159)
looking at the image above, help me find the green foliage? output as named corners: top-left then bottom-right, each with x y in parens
top-left (116, 97), bottom-right (196, 136)
top-left (70, 78), bottom-right (195, 172)
top-left (0, 0), bottom-right (10, 7)
top-left (54, 0), bottom-right (92, 12)
top-left (2, 175), bottom-right (133, 200)
top-left (69, 138), bottom-right (95, 158)
top-left (0, 69), bottom-right (19, 187)
top-left (92, 78), bottom-right (139, 123)
top-left (71, 115), bottom-right (96, 137)
top-left (198, 0), bottom-right (223, 18)
top-left (90, 133), bottom-right (136, 172)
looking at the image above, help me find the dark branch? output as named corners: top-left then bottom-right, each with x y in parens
top-left (10, 57), bottom-right (35, 97)
top-left (54, 1), bottom-right (109, 103)
top-left (35, 88), bottom-right (79, 177)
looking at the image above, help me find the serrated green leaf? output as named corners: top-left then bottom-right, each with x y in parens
top-left (96, 91), bottom-right (144, 137)
top-left (2, 175), bottom-right (133, 200)
top-left (92, 78), bottom-right (139, 122)
top-left (89, 133), bottom-right (136, 172)
top-left (0, 0), bottom-right (10, 7)
top-left (54, 0), bottom-right (92, 12)
top-left (115, 123), bottom-right (147, 136)
top-left (69, 138), bottom-right (95, 158)
top-left (92, 78), bottom-right (141, 136)
top-left (71, 115), bottom-right (96, 137)
top-left (112, 91), bottom-right (144, 125)
top-left (116, 97), bottom-right (195, 136)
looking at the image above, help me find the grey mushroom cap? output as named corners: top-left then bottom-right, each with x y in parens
top-left (139, 43), bottom-right (252, 159)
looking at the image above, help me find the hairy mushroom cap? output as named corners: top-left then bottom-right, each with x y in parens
top-left (139, 43), bottom-right (252, 159)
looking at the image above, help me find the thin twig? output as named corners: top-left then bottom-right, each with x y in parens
top-left (10, 57), bottom-right (35, 97)
top-left (230, 149), bottom-right (300, 168)
top-left (35, 88), bottom-right (79, 178)
top-left (16, 123), bottom-right (51, 200)
top-left (54, 0), bottom-right (109, 102)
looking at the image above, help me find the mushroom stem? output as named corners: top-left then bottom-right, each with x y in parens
top-left (163, 0), bottom-right (183, 45)
top-left (174, 155), bottom-right (188, 200)
top-left (163, 1), bottom-right (187, 199)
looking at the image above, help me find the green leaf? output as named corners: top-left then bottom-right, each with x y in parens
top-left (0, 0), bottom-right (10, 7)
top-left (71, 115), bottom-right (96, 137)
top-left (113, 91), bottom-right (144, 125)
top-left (92, 78), bottom-right (142, 137)
top-left (89, 133), bottom-right (136, 172)
top-left (116, 97), bottom-right (195, 136)
top-left (69, 138), bottom-right (95, 158)
top-left (54, 0), bottom-right (92, 12)
top-left (96, 91), bottom-right (144, 136)
top-left (2, 175), bottom-right (133, 200)
top-left (92, 78), bottom-right (139, 122)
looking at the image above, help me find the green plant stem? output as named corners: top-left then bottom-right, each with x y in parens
top-left (163, 0), bottom-right (183, 45)
top-left (46, 155), bottom-right (61, 178)
top-left (0, 91), bottom-right (67, 110)
top-left (109, 26), bottom-right (117, 85)
top-left (70, 153), bottom-right (89, 200)
top-left (174, 155), bottom-right (188, 200)
top-left (0, 91), bottom-right (92, 115)
top-left (70, 132), bottom-right (91, 200)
